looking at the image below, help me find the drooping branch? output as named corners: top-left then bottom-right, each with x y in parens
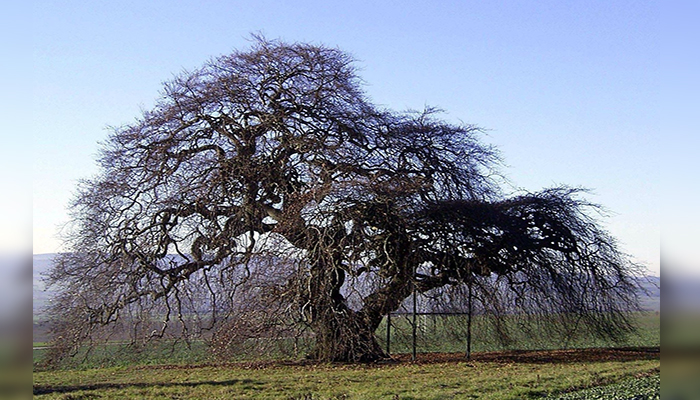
top-left (44, 37), bottom-right (643, 366)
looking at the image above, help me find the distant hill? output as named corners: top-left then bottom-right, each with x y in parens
top-left (33, 254), bottom-right (54, 318)
top-left (636, 276), bottom-right (660, 312)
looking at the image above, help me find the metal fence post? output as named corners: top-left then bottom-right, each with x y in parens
top-left (466, 278), bottom-right (473, 360)
top-left (386, 313), bottom-right (391, 355)
top-left (412, 284), bottom-right (417, 360)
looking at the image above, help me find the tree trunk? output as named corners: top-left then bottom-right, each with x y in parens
top-left (308, 308), bottom-right (387, 362)
top-left (304, 257), bottom-right (388, 362)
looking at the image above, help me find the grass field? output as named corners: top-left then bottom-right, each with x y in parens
top-left (33, 348), bottom-right (659, 399)
top-left (32, 313), bottom-right (660, 399)
top-left (33, 312), bottom-right (660, 369)
top-left (375, 312), bottom-right (660, 355)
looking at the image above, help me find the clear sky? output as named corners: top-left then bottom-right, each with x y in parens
top-left (15, 0), bottom-right (698, 277)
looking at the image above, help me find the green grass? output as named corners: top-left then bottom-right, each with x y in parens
top-left (33, 312), bottom-right (659, 370)
top-left (376, 312), bottom-right (660, 354)
top-left (542, 374), bottom-right (660, 400)
top-left (33, 340), bottom-right (215, 370)
top-left (33, 353), bottom-right (659, 399)
top-left (32, 312), bottom-right (661, 398)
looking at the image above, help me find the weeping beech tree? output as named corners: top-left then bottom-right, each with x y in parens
top-left (46, 37), bottom-right (642, 364)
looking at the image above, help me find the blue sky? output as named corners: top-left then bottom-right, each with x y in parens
top-left (13, 0), bottom-right (697, 276)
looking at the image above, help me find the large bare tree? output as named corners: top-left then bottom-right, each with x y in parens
top-left (46, 37), bottom-right (642, 363)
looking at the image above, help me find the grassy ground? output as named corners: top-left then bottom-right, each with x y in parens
top-left (542, 374), bottom-right (659, 399)
top-left (33, 348), bottom-right (659, 399)
top-left (33, 312), bottom-right (660, 370)
top-left (32, 313), bottom-right (661, 399)
top-left (375, 312), bottom-right (660, 355)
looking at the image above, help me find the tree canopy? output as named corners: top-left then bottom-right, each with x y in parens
top-left (46, 37), bottom-right (643, 364)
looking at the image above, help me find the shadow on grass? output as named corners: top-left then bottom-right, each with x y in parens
top-left (33, 378), bottom-right (261, 396)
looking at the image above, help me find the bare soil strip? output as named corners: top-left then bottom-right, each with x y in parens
top-left (127, 346), bottom-right (660, 370)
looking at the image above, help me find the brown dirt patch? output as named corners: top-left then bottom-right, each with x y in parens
top-left (388, 346), bottom-right (660, 365)
top-left (135, 346), bottom-right (660, 371)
